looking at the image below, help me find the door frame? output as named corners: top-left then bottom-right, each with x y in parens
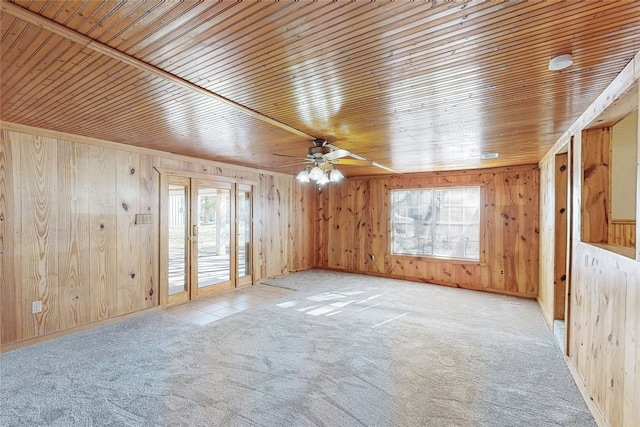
top-left (236, 183), bottom-right (254, 288)
top-left (157, 168), bottom-right (257, 307)
top-left (191, 179), bottom-right (235, 298)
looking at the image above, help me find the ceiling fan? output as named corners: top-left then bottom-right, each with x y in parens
top-left (273, 139), bottom-right (396, 184)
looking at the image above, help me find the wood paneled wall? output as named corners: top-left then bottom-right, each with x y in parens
top-left (570, 245), bottom-right (639, 427)
top-left (582, 128), bottom-right (611, 245)
top-left (0, 123), bottom-right (314, 348)
top-left (538, 152), bottom-right (569, 327)
top-left (554, 154), bottom-right (569, 321)
top-left (316, 165), bottom-right (539, 298)
top-left (609, 220), bottom-right (636, 248)
top-left (538, 51), bottom-right (640, 427)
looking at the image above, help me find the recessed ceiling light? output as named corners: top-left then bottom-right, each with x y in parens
top-left (549, 54), bottom-right (573, 71)
top-left (481, 152), bottom-right (499, 159)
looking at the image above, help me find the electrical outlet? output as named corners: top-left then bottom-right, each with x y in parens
top-left (500, 269), bottom-right (504, 275)
top-left (32, 300), bottom-right (42, 314)
top-left (259, 258), bottom-right (263, 265)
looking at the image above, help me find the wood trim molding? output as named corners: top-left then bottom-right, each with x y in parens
top-left (154, 167), bottom-right (259, 187)
top-left (0, 1), bottom-right (315, 141)
top-left (610, 219), bottom-right (636, 224)
top-left (354, 163), bottom-right (538, 183)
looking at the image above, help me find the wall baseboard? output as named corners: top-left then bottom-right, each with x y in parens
top-left (0, 306), bottom-right (161, 353)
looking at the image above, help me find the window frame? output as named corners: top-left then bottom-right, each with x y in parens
top-left (389, 185), bottom-right (482, 262)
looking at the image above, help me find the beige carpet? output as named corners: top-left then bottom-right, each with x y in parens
top-left (1, 270), bottom-right (595, 426)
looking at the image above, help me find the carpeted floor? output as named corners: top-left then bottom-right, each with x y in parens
top-left (1, 270), bottom-right (595, 426)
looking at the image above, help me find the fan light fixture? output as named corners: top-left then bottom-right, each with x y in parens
top-left (329, 168), bottom-right (344, 182)
top-left (297, 160), bottom-right (344, 185)
top-left (309, 165), bottom-right (324, 181)
top-left (295, 169), bottom-right (310, 183)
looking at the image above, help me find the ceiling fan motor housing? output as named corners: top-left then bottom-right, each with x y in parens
top-left (307, 145), bottom-right (332, 159)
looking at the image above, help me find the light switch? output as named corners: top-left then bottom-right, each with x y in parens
top-left (135, 214), bottom-right (153, 224)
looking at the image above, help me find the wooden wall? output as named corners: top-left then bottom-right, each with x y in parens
top-left (610, 220), bottom-right (636, 248)
top-left (316, 165), bottom-right (539, 298)
top-left (538, 152), bottom-right (569, 326)
top-left (0, 123), bottom-right (315, 348)
top-left (538, 51), bottom-right (640, 427)
top-left (582, 128), bottom-right (611, 245)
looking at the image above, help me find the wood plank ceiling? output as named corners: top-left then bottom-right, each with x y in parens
top-left (2, 0), bottom-right (640, 176)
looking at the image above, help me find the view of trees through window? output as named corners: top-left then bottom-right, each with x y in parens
top-left (391, 187), bottom-right (480, 260)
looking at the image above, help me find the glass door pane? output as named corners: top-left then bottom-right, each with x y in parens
top-left (168, 178), bottom-right (190, 301)
top-left (195, 182), bottom-right (232, 291)
top-left (237, 186), bottom-right (252, 285)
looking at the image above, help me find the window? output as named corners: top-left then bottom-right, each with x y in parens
top-left (581, 109), bottom-right (637, 253)
top-left (391, 187), bottom-right (481, 260)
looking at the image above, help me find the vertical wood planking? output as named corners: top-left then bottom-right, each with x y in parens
top-left (609, 221), bottom-right (636, 248)
top-left (369, 179), bottom-right (387, 274)
top-left (582, 128), bottom-right (611, 244)
top-left (484, 172), bottom-right (503, 292)
top-left (623, 270), bottom-right (640, 427)
top-left (89, 146), bottom-right (117, 322)
top-left (139, 154), bottom-right (159, 308)
top-left (57, 141), bottom-right (91, 330)
top-left (537, 158), bottom-right (554, 326)
top-left (571, 246), bottom-right (632, 427)
top-left (291, 181), bottom-right (316, 271)
top-left (0, 131), bottom-right (21, 344)
top-left (116, 150), bottom-right (141, 315)
top-left (316, 187), bottom-right (328, 268)
top-left (21, 134), bottom-right (59, 337)
top-left (554, 153), bottom-right (568, 321)
top-left (259, 174), bottom-right (292, 278)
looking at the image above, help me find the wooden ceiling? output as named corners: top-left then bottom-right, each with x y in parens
top-left (2, 1), bottom-right (640, 177)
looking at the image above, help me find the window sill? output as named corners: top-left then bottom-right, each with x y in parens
top-left (388, 253), bottom-right (486, 266)
top-left (587, 242), bottom-right (636, 260)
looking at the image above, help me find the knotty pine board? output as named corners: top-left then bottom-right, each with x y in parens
top-left (89, 146), bottom-right (117, 322)
top-left (537, 157), bottom-right (555, 326)
top-left (290, 182), bottom-right (317, 271)
top-left (116, 150), bottom-right (141, 316)
top-left (139, 154), bottom-right (159, 309)
top-left (0, 130), bottom-right (21, 343)
top-left (582, 128), bottom-right (611, 244)
top-left (21, 134), bottom-right (59, 338)
top-left (57, 140), bottom-right (91, 330)
top-left (554, 153), bottom-right (568, 321)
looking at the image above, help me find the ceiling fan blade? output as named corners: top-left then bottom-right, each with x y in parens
top-left (371, 161), bottom-right (398, 173)
top-left (322, 149), bottom-right (351, 160)
top-left (277, 160), bottom-right (313, 168)
top-left (331, 158), bottom-right (374, 166)
top-left (328, 146), bottom-right (398, 172)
